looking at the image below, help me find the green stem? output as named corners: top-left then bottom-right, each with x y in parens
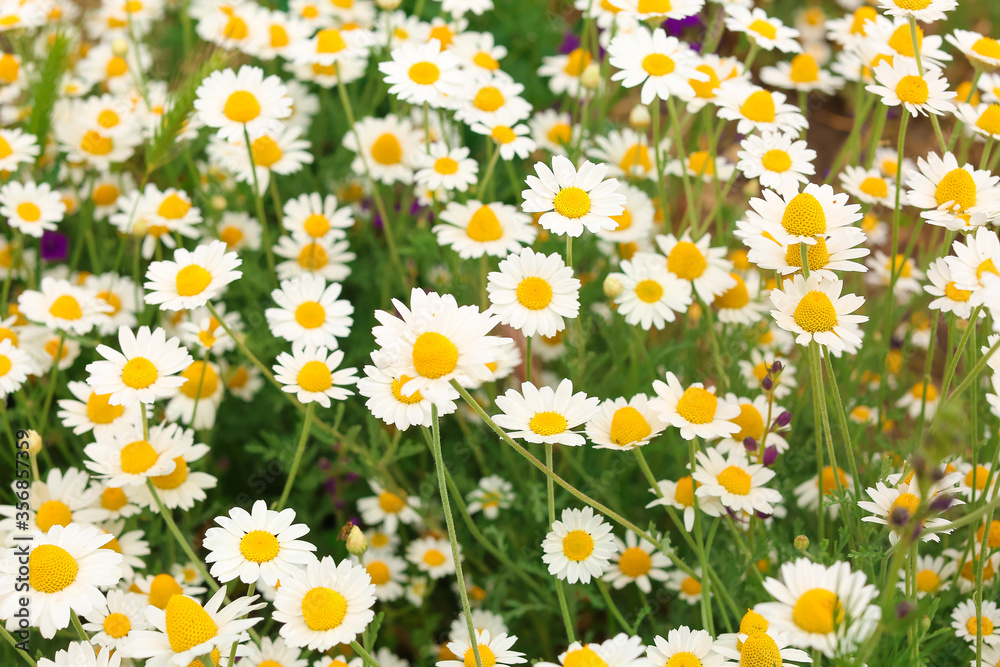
top-left (242, 125), bottom-right (277, 286)
top-left (275, 402), bottom-right (314, 511)
top-left (70, 610), bottom-right (89, 642)
top-left (0, 624), bottom-right (35, 666)
top-left (38, 332), bottom-right (65, 434)
top-left (547, 442), bottom-right (576, 643)
top-left (596, 579), bottom-right (635, 633)
top-left (146, 479), bottom-right (218, 591)
top-left (351, 640), bottom-right (383, 667)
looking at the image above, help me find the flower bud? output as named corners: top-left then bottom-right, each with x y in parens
top-left (339, 522), bottom-right (368, 557)
top-left (210, 195), bottom-right (228, 210)
top-left (774, 411), bottom-right (792, 428)
top-left (929, 494), bottom-right (954, 512)
top-left (26, 430), bottom-right (43, 455)
top-left (111, 39), bottom-right (129, 57)
top-left (763, 445), bottom-right (778, 467)
top-left (376, 0), bottom-right (401, 9)
top-left (890, 506), bottom-right (911, 528)
top-left (794, 535), bottom-right (809, 551)
top-left (761, 376), bottom-right (773, 392)
top-left (896, 601), bottom-right (915, 619)
top-left (580, 63), bottom-right (602, 90)
top-left (770, 360), bottom-right (783, 374)
top-left (629, 104), bottom-right (651, 130)
top-left (603, 275), bottom-right (624, 299)
top-left (743, 437), bottom-right (757, 453)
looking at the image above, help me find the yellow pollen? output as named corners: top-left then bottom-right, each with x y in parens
top-left (676, 386), bottom-right (718, 424)
top-left (97, 109), bottom-right (119, 128)
top-left (297, 360), bottom-right (333, 392)
top-left (635, 279), bottom-right (664, 303)
top-left (740, 609), bottom-right (770, 635)
top-left (434, 156), bottom-right (459, 175)
top-left (687, 151), bottom-right (714, 176)
top-left (977, 520), bottom-right (1000, 549)
top-left (935, 168), bottom-right (977, 210)
top-left (910, 381), bottom-right (937, 401)
top-left (412, 331), bottom-right (458, 379)
top-left (179, 361), bottom-right (220, 399)
top-left (790, 53), bottom-right (820, 83)
top-left (49, 295), bottom-right (83, 320)
top-left (691, 64), bottom-right (720, 99)
top-left (270, 24), bottom-right (289, 47)
top-left (97, 290), bottom-right (122, 315)
top-left (297, 243), bottom-right (329, 270)
top-left (378, 491), bottom-right (406, 513)
top-left (609, 406), bottom-right (652, 446)
top-left (738, 632), bottom-right (782, 667)
top-left (427, 25), bottom-right (454, 48)
top-left (16, 202), bottom-right (40, 222)
top-left (718, 465), bottom-right (752, 495)
top-left (850, 6), bottom-right (877, 34)
top-left (0, 54), bottom-right (19, 84)
top-left (890, 492), bottom-right (920, 519)
top-left (29, 544), bottom-right (78, 593)
top-left (529, 411), bottom-right (568, 436)
top-left (611, 208), bottom-right (632, 231)
top-left (965, 465), bottom-right (989, 491)
top-left (371, 133), bottom-right (403, 165)
top-left (667, 241), bottom-right (707, 280)
top-left (101, 486), bottom-right (128, 511)
top-left (223, 90), bottom-right (261, 123)
top-left (366, 561), bottom-right (391, 585)
top-left (553, 187), bottom-right (592, 219)
top-left (782, 193), bottom-right (826, 236)
top-left (122, 356), bottom-right (158, 389)
top-left (895, 75), bottom-right (929, 104)
top-left (491, 126), bottom-right (516, 144)
top-left (165, 595), bottom-right (218, 653)
top-left (81, 130), bottom-right (114, 156)
top-left (408, 61), bottom-right (440, 85)
top-left (761, 149), bottom-right (792, 173)
top-left (642, 53), bottom-right (675, 76)
top-left (620, 143), bottom-right (652, 174)
top-left (301, 587), bottom-right (348, 631)
top-left (316, 28), bottom-right (346, 53)
top-left (36, 500), bottom-right (72, 532)
top-left (563, 646), bottom-right (609, 667)
top-left (474, 51), bottom-right (500, 70)
top-left (148, 574), bottom-right (183, 609)
top-left (618, 546), bottom-right (652, 577)
top-left (893, 0), bottom-right (931, 9)
top-left (464, 645), bottom-right (496, 667)
top-left (978, 258), bottom-right (999, 281)
top-left (473, 86), bottom-right (505, 112)
top-left (637, 0), bottom-right (672, 11)
top-left (564, 48), bottom-right (592, 76)
top-left (976, 104), bottom-right (1000, 136)
top-left (548, 123), bottom-right (572, 145)
top-left (968, 617), bottom-right (994, 636)
top-left (889, 24), bottom-right (922, 58)
top-left (120, 439), bottom-right (158, 474)
top-left (793, 290), bottom-right (838, 333)
top-left (516, 277), bottom-right (553, 310)
top-left (239, 530), bottom-right (280, 563)
top-left (859, 176), bottom-right (889, 198)
top-left (251, 136), bottom-right (283, 168)
top-left (106, 56), bottom-right (128, 77)
top-left (820, 466), bottom-right (848, 495)
top-left (391, 376), bottom-right (424, 405)
top-left (223, 15), bottom-right (248, 39)
top-left (423, 548), bottom-right (447, 566)
top-left (103, 613), bottom-right (132, 638)
top-left (731, 403), bottom-right (765, 441)
top-left (740, 90), bottom-right (776, 123)
top-left (793, 588), bottom-right (842, 634)
top-left (175, 265), bottom-right (212, 297)
top-left (663, 653), bottom-right (700, 667)
top-left (466, 205), bottom-right (504, 242)
top-left (972, 37), bottom-right (1000, 62)
top-left (680, 575), bottom-right (701, 596)
top-left (219, 226), bottom-right (244, 248)
top-left (715, 273), bottom-right (750, 309)
top-left (562, 529), bottom-right (595, 561)
top-left (785, 237), bottom-right (831, 271)
top-left (294, 301), bottom-right (326, 329)
top-left (302, 213), bottom-right (330, 237)
top-left (915, 569), bottom-right (940, 593)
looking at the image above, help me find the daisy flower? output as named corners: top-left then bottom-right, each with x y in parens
top-left (266, 274), bottom-right (354, 349)
top-left (529, 108), bottom-right (576, 154)
top-left (209, 125), bottom-right (314, 190)
top-left (867, 61), bottom-right (956, 118)
top-left (86, 325), bottom-right (193, 406)
top-left (597, 184), bottom-right (655, 246)
top-left (521, 155), bottom-right (627, 237)
top-left (589, 128), bottom-right (667, 181)
top-left (609, 0), bottom-right (704, 19)
top-left (769, 274), bottom-right (868, 354)
top-left (541, 506), bottom-right (616, 584)
top-left (760, 53), bottom-right (844, 94)
top-left (656, 232), bottom-right (735, 303)
top-left (0, 127), bottom-right (38, 171)
top-left (879, 0), bottom-right (955, 23)
top-left (717, 393), bottom-right (788, 455)
top-left (413, 143), bottom-right (479, 192)
top-left (343, 115), bottom-right (422, 184)
top-left (736, 130), bottom-right (816, 192)
top-left (361, 550), bottom-right (408, 602)
top-left (607, 27), bottom-right (704, 104)
top-left (379, 38), bottom-right (465, 107)
top-left (0, 338), bottom-right (32, 397)
top-left (273, 344), bottom-right (357, 408)
top-left (215, 211), bottom-right (261, 252)
top-left (865, 251), bottom-right (924, 299)
top-left (288, 25), bottom-right (370, 66)
top-left (357, 358), bottom-right (459, 432)
top-left (0, 180), bottom-right (66, 237)
top-left (0, 466), bottom-right (109, 534)
top-left (647, 627), bottom-right (723, 667)
top-left (58, 380), bottom-right (144, 439)
top-left (466, 475), bottom-right (514, 519)
top-left (840, 165), bottom-right (897, 207)
top-left (407, 537), bottom-right (458, 579)
top-left (144, 240), bottom-right (242, 311)
top-left (16, 277), bottom-right (108, 335)
top-left (713, 629), bottom-right (811, 667)
top-left (433, 200), bottom-right (536, 259)
top-left (746, 183), bottom-right (863, 247)
top-left (609, 252), bottom-right (693, 330)
top-left (538, 47), bottom-right (594, 98)
top-left (603, 531), bottom-right (670, 593)
top-left (84, 420), bottom-right (187, 487)
top-left (585, 394), bottom-right (666, 450)
top-left (194, 65), bottom-right (292, 141)
top-left (239, 637), bottom-right (309, 667)
top-left (440, 629), bottom-right (526, 667)
top-left (455, 77), bottom-right (532, 127)
top-left (905, 152), bottom-right (1000, 230)
top-left (899, 554), bottom-right (951, 598)
top-left (448, 610), bottom-right (509, 647)
top-left (681, 53), bottom-right (743, 112)
top-left (948, 226), bottom-right (1000, 296)
top-left (647, 476), bottom-right (696, 531)
top-left (793, 465), bottom-right (853, 518)
top-left (725, 6), bottom-right (801, 53)
top-left (956, 102), bottom-right (1000, 141)
top-left (693, 447), bottom-right (782, 516)
top-left (858, 481), bottom-right (952, 544)
top-left (282, 192), bottom-right (354, 240)
top-left (951, 598), bottom-right (1000, 647)
top-left (127, 588), bottom-right (262, 667)
top-left (713, 272), bottom-right (769, 325)
top-left (36, 643), bottom-right (120, 667)
top-left (86, 273), bottom-right (141, 336)
top-left (82, 590), bottom-right (149, 653)
top-left (651, 372), bottom-right (740, 440)
top-left (486, 248), bottom-right (580, 338)
top-left (948, 30), bottom-right (1000, 71)
top-left (203, 499), bottom-right (317, 587)
top-left (493, 378), bottom-right (600, 447)
top-left (470, 120), bottom-right (537, 161)
top-left (274, 232), bottom-right (356, 282)
top-left (356, 480), bottom-right (422, 533)
top-left (0, 524), bottom-right (123, 638)
top-left (716, 81), bottom-right (808, 136)
top-left (131, 426), bottom-right (216, 511)
top-left (666, 151), bottom-right (736, 183)
top-left (664, 568), bottom-right (704, 604)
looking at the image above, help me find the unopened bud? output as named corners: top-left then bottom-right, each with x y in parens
top-left (929, 494), bottom-right (954, 512)
top-left (770, 360), bottom-right (783, 374)
top-left (111, 39), bottom-right (129, 57)
top-left (580, 63), bottom-right (602, 90)
top-left (896, 601), bottom-right (915, 619)
top-left (603, 275), bottom-right (623, 299)
top-left (761, 376), bottom-right (773, 392)
top-left (743, 437), bottom-right (757, 453)
top-left (26, 430), bottom-right (43, 455)
top-left (210, 195), bottom-right (228, 211)
top-left (376, 0), bottom-right (401, 8)
top-left (763, 445), bottom-right (778, 466)
top-left (339, 522), bottom-right (368, 557)
top-left (774, 411), bottom-right (792, 428)
top-left (794, 535), bottom-right (809, 551)
top-left (911, 455), bottom-right (927, 480)
top-left (890, 506), bottom-right (911, 528)
top-left (629, 104), bottom-right (651, 130)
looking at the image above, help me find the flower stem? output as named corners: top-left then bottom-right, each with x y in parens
top-left (596, 579), bottom-right (635, 634)
top-left (70, 610), bottom-right (89, 642)
top-left (547, 442), bottom-right (577, 643)
top-left (275, 402), bottom-right (314, 512)
top-left (242, 125), bottom-right (278, 286)
top-left (146, 478), bottom-right (218, 591)
top-left (352, 640), bottom-right (383, 667)
top-left (37, 332), bottom-right (65, 435)
top-left (0, 624), bottom-right (35, 666)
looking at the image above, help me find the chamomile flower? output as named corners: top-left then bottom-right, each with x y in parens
top-left (597, 184), bottom-right (655, 246)
top-left (17, 277), bottom-right (108, 335)
top-left (951, 598), bottom-right (1000, 647)
top-left (282, 193), bottom-right (353, 240)
top-left (538, 47), bottom-right (594, 98)
top-left (607, 27), bottom-right (703, 104)
top-left (905, 152), bottom-right (1000, 230)
top-left (0, 338), bottom-right (32, 397)
top-left (433, 200), bottom-right (536, 259)
top-left (603, 531), bottom-right (670, 593)
top-left (407, 537), bottom-right (458, 579)
top-left (357, 480), bottom-right (422, 533)
top-left (343, 115), bottom-right (422, 184)
top-left (736, 130), bottom-right (816, 192)
top-left (0, 524), bottom-right (123, 639)
top-left (529, 109), bottom-right (576, 154)
top-left (651, 372), bottom-right (740, 440)
top-left (209, 125), bottom-right (314, 190)
top-left (0, 127), bottom-right (38, 171)
top-left (486, 248), bottom-right (580, 338)
top-left (521, 155), bottom-right (627, 237)
top-left (0, 180), bottom-right (66, 237)
top-left (840, 166), bottom-right (897, 207)
top-left (379, 39), bottom-right (465, 107)
top-left (647, 475), bottom-right (696, 531)
top-left (898, 554), bottom-right (951, 598)
top-left (647, 627), bottom-right (723, 667)
top-left (194, 65), bottom-right (292, 141)
top-left (413, 143), bottom-right (479, 192)
top-left (86, 273), bottom-right (141, 336)
top-left (713, 629), bottom-right (812, 667)
top-left (466, 475), bottom-right (515, 519)
top-left (360, 550), bottom-right (408, 602)
top-left (266, 275), bottom-right (354, 349)
top-left (131, 430), bottom-right (216, 511)
top-left (215, 211), bottom-right (262, 251)
top-left (948, 30), bottom-right (1000, 71)
top-left (37, 643), bottom-right (121, 667)
top-left (57, 381), bottom-right (144, 439)
top-left (746, 183), bottom-right (863, 247)
top-left (665, 568), bottom-right (704, 603)
top-left (239, 637), bottom-right (309, 667)
top-left (82, 589), bottom-right (149, 652)
top-left (879, 0), bottom-right (955, 23)
top-left (858, 481), bottom-right (952, 543)
top-left (793, 465), bottom-right (853, 518)
top-left (666, 151), bottom-right (736, 183)
top-left (716, 82), bottom-right (808, 135)
top-left (761, 53), bottom-right (844, 94)
top-left (273, 344), bottom-right (357, 407)
top-left (725, 6), bottom-right (801, 53)
top-left (693, 447), bottom-right (782, 516)
top-left (589, 129), bottom-right (665, 181)
top-left (493, 378), bottom-right (600, 447)
top-left (84, 420), bottom-right (186, 487)
top-left (769, 274), bottom-right (868, 353)
top-left (288, 26), bottom-right (370, 66)
top-left (0, 467), bottom-right (108, 534)
top-left (586, 394), bottom-right (666, 450)
top-left (274, 232), bottom-right (356, 282)
top-left (203, 500), bottom-right (317, 586)
top-left (610, 252), bottom-right (693, 330)
top-left (358, 359), bottom-right (458, 431)
top-left (717, 393), bottom-right (788, 455)
top-left (144, 240), bottom-right (242, 311)
top-left (541, 506), bottom-right (616, 584)
top-left (867, 61), bottom-right (956, 118)
top-left (656, 233), bottom-right (735, 303)
top-left (470, 120), bottom-right (537, 160)
top-left (865, 251), bottom-right (924, 299)
top-left (455, 77), bottom-right (532, 126)
top-left (956, 102), bottom-right (1000, 142)
top-left (86, 325), bottom-right (193, 406)
top-left (713, 272), bottom-right (769, 325)
top-left (609, 0), bottom-right (704, 18)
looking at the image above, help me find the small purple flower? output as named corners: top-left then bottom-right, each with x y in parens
top-left (559, 32), bottom-right (581, 55)
top-left (40, 230), bottom-right (68, 262)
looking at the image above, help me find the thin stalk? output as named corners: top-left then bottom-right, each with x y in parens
top-left (275, 402), bottom-right (314, 511)
top-left (667, 97), bottom-right (697, 233)
top-left (70, 610), bottom-right (89, 642)
top-left (548, 443), bottom-right (576, 642)
top-left (242, 125), bottom-right (277, 285)
top-left (38, 332), bottom-right (66, 434)
top-left (596, 579), bottom-right (635, 634)
top-left (352, 640), bottom-right (383, 667)
top-left (0, 624), bottom-right (35, 666)
top-left (147, 479), bottom-right (218, 591)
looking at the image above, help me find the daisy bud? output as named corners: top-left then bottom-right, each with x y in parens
top-left (603, 275), bottom-right (624, 299)
top-left (25, 429), bottom-right (42, 455)
top-left (761, 376), bottom-right (773, 392)
top-left (890, 506), bottom-right (912, 528)
top-left (340, 522), bottom-right (368, 557)
top-left (743, 437), bottom-right (757, 453)
top-left (770, 360), bottom-right (783, 374)
top-left (580, 63), bottom-right (602, 90)
top-left (930, 465), bottom-right (946, 483)
top-left (111, 38), bottom-right (129, 57)
top-left (629, 104), bottom-right (651, 130)
top-left (763, 445), bottom-right (778, 467)
top-left (774, 411), bottom-right (792, 428)
top-left (210, 195), bottom-right (228, 210)
top-left (929, 494), bottom-right (954, 512)
top-left (896, 601), bottom-right (914, 619)
top-left (911, 455), bottom-right (927, 480)
top-left (794, 535), bottom-right (809, 552)
top-left (376, 0), bottom-right (401, 8)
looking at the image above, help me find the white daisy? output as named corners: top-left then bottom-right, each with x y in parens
top-left (769, 274), bottom-right (868, 353)
top-left (647, 475), bottom-right (697, 531)
top-left (379, 38), bottom-right (466, 107)
top-left (486, 248), bottom-right (580, 338)
top-left (360, 550), bottom-right (408, 602)
top-left (541, 506), bottom-right (616, 584)
top-left (358, 358), bottom-right (459, 432)
top-left (603, 531), bottom-right (670, 593)
top-left (282, 192), bottom-right (354, 240)
top-left (239, 636), bottom-right (309, 667)
top-left (466, 475), bottom-right (515, 519)
top-left (194, 65), bottom-right (292, 141)
top-left (716, 82), bottom-right (808, 135)
top-left (493, 378), bottom-right (600, 447)
top-left (736, 130), bottom-right (816, 192)
top-left (356, 480), bottom-right (422, 534)
top-left (879, 0), bottom-right (955, 23)
top-left (609, 252), bottom-right (693, 330)
top-left (646, 626), bottom-right (723, 667)
top-left (0, 180), bottom-right (66, 237)
top-left (792, 465), bottom-right (852, 518)
top-left (84, 420), bottom-right (187, 487)
top-left (693, 447), bottom-right (782, 516)
top-left (17, 277), bottom-right (109, 335)
top-left (144, 240), bottom-right (242, 311)
top-left (905, 152), bottom-right (1000, 230)
top-left (407, 536), bottom-right (458, 579)
top-left (867, 61), bottom-right (956, 117)
top-left (607, 27), bottom-right (704, 104)
top-left (440, 629), bottom-right (526, 667)
top-left (585, 394), bottom-right (666, 450)
top-left (433, 199), bottom-right (536, 259)
top-left (651, 371), bottom-right (740, 440)
top-left (725, 6), bottom-right (802, 53)
top-left (413, 143), bottom-right (479, 192)
top-left (343, 115), bottom-right (422, 185)
top-left (274, 232), bottom-right (356, 282)
top-left (273, 344), bottom-right (357, 408)
top-left (266, 274), bottom-right (354, 349)
top-left (86, 325), bottom-right (194, 406)
top-left (521, 155), bottom-right (627, 238)
top-left (82, 590), bottom-right (149, 653)
top-left (951, 598), bottom-right (1000, 647)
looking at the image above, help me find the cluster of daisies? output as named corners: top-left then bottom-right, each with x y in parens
top-left (0, 0), bottom-right (1000, 664)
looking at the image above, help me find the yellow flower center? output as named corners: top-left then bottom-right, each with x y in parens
top-left (718, 465), bottom-right (752, 495)
top-left (294, 301), bottom-right (326, 329)
top-left (674, 476), bottom-right (695, 507)
top-left (667, 241), bottom-right (707, 280)
top-left (223, 15), bottom-right (248, 40)
top-left (910, 381), bottom-right (938, 401)
top-left (165, 595), bottom-right (218, 654)
top-left (889, 24), bottom-right (922, 58)
top-left (29, 544), bottom-right (78, 593)
top-left (301, 587), bottom-right (347, 631)
top-left (782, 193), bottom-right (826, 236)
top-left (93, 184), bottom-right (120, 206)
top-left (473, 86), bottom-right (505, 111)
top-left (548, 123), bottom-right (573, 145)
top-left (618, 546), bottom-right (652, 577)
top-left (464, 645), bottom-right (496, 667)
top-left (157, 193), bottom-right (191, 220)
top-left (761, 149), bottom-right (792, 173)
top-left (251, 136), bottom-right (283, 168)
top-left (120, 439), bottom-right (158, 474)
top-left (968, 616), bottom-right (994, 636)
top-left (978, 258), bottom-right (999, 281)
top-left (317, 28), bottom-right (346, 53)
top-left (175, 265), bottom-right (212, 297)
top-left (270, 24), bottom-right (289, 47)
top-left (748, 19), bottom-right (777, 40)
top-left (434, 156), bottom-right (459, 175)
top-left (740, 609), bottom-right (770, 635)
top-left (859, 176), bottom-right (889, 199)
top-left (491, 125), bottom-right (516, 144)
top-left (793, 588), bottom-right (843, 634)
top-left (820, 466), bottom-right (848, 495)
top-left (564, 48), bottom-right (592, 76)
top-left (36, 500), bottom-right (72, 532)
top-left (977, 520), bottom-right (1000, 549)
top-left (793, 290), bottom-right (838, 333)
top-left (423, 548), bottom-right (447, 566)
top-left (976, 104), bottom-right (1000, 136)
top-left (0, 54), bottom-right (19, 83)
top-left (412, 331), bottom-right (458, 379)
top-left (663, 652), bottom-right (701, 667)
top-left (895, 75), bottom-right (929, 104)
top-left (371, 133), bottom-right (403, 165)
top-left (562, 529), bottom-right (595, 561)
top-left (680, 575), bottom-right (701, 596)
top-left (81, 130), bottom-right (114, 156)
top-left (180, 361), bottom-right (220, 399)
top-left (730, 403), bottom-right (765, 441)
top-left (642, 53), bottom-right (675, 76)
top-left (635, 279), bottom-right (664, 303)
top-left (529, 411), bottom-right (568, 436)
top-left (790, 53), bottom-right (819, 83)
top-left (611, 207), bottom-right (632, 231)
top-left (715, 273), bottom-right (750, 309)
top-left (98, 109), bottom-right (120, 128)
top-left (676, 386), bottom-right (717, 424)
top-left (97, 290), bottom-right (122, 315)
top-left (427, 25), bottom-right (454, 47)
top-left (563, 646), bottom-right (609, 667)
top-left (739, 633), bottom-right (782, 667)
top-left (972, 37), bottom-right (1000, 61)
top-left (297, 243), bottom-right (329, 269)
top-left (740, 90), bottom-right (777, 123)
top-left (893, 0), bottom-right (931, 9)
top-left (152, 457), bottom-right (189, 490)
top-left (239, 530), bottom-right (280, 563)
top-left (219, 226), bottom-right (244, 248)
top-left (935, 168), bottom-right (977, 210)
top-left (914, 569), bottom-right (940, 593)
top-left (687, 151), bottom-right (714, 176)
top-left (48, 295), bottom-right (83, 320)
top-left (103, 612), bottom-right (132, 638)
top-left (609, 406), bottom-right (652, 446)
top-left (785, 237), bottom-right (830, 271)
top-left (106, 56), bottom-right (128, 77)
top-left (553, 187), bottom-right (592, 219)
top-left (101, 486), bottom-right (128, 511)
top-left (516, 276), bottom-right (553, 310)
top-left (474, 51), bottom-right (500, 70)
top-left (366, 561), bottom-right (391, 585)
top-left (965, 465), bottom-right (989, 491)
top-left (637, 0), bottom-right (672, 11)
top-left (466, 205), bottom-right (504, 242)
top-left (148, 573), bottom-right (183, 609)
top-left (408, 61), bottom-right (440, 85)
top-left (303, 213), bottom-right (330, 237)
top-left (691, 64), bottom-right (720, 99)
top-left (391, 376), bottom-right (423, 405)
top-left (223, 90), bottom-right (261, 123)
top-left (122, 356), bottom-right (158, 389)
top-left (297, 360), bottom-right (333, 392)
top-left (16, 202), bottom-right (41, 222)
top-left (378, 490), bottom-right (406, 513)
